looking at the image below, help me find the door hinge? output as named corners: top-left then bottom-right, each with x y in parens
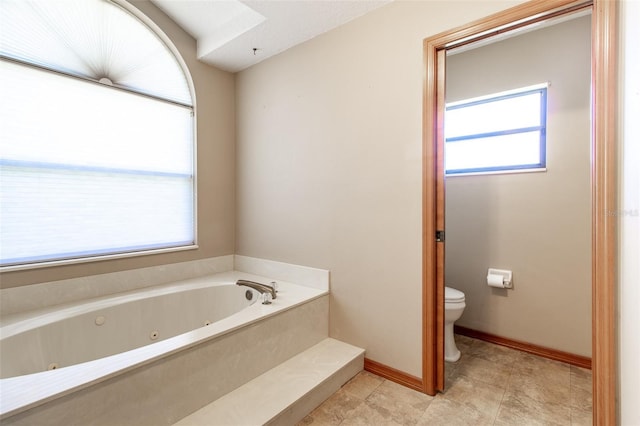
top-left (436, 230), bottom-right (445, 242)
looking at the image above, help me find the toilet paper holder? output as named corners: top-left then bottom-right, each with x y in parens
top-left (487, 268), bottom-right (513, 288)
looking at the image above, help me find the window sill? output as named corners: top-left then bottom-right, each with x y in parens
top-left (446, 167), bottom-right (547, 177)
top-left (0, 245), bottom-right (199, 273)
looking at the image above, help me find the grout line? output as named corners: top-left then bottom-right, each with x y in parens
top-left (460, 334), bottom-right (515, 426)
top-left (569, 365), bottom-right (575, 425)
top-left (492, 356), bottom-right (515, 425)
top-left (332, 371), bottom-right (385, 425)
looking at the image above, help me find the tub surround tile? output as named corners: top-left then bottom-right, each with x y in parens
top-left (277, 372), bottom-right (365, 426)
top-left (0, 255), bottom-right (235, 316)
top-left (1, 255), bottom-right (328, 316)
top-left (174, 338), bottom-right (364, 426)
top-left (234, 255), bottom-right (330, 291)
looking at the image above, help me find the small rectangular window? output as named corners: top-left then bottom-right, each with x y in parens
top-left (445, 84), bottom-right (547, 175)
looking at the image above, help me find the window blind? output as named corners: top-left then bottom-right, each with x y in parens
top-left (0, 0), bottom-right (196, 268)
top-left (0, 0), bottom-right (192, 105)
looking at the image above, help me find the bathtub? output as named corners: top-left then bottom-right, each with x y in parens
top-left (1, 281), bottom-right (261, 379)
top-left (0, 269), bottom-right (329, 425)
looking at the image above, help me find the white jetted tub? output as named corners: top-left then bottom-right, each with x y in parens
top-left (0, 270), bottom-right (328, 425)
top-left (1, 281), bottom-right (261, 379)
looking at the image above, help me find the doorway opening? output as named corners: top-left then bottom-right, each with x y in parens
top-left (421, 1), bottom-right (617, 425)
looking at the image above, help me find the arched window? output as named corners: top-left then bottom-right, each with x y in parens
top-left (0, 0), bottom-right (196, 269)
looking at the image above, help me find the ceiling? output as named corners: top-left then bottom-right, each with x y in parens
top-left (151, 0), bottom-right (391, 73)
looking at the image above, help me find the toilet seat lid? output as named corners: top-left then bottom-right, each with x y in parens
top-left (445, 287), bottom-right (465, 302)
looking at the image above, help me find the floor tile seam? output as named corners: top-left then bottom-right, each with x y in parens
top-left (341, 373), bottom-right (384, 402)
top-left (570, 404), bottom-right (575, 425)
top-left (358, 380), bottom-right (394, 419)
top-left (491, 385), bottom-right (509, 425)
top-left (435, 381), bottom-right (501, 423)
top-left (569, 365), bottom-right (575, 407)
top-left (455, 353), bottom-right (515, 389)
top-left (342, 384), bottom-right (375, 402)
top-left (335, 393), bottom-right (366, 425)
top-left (363, 379), bottom-right (433, 420)
top-left (454, 370), bottom-right (505, 389)
top-left (414, 394), bottom-right (437, 419)
top-left (413, 391), bottom-right (436, 423)
top-left (358, 391), bottom-right (413, 426)
top-left (366, 377), bottom-right (385, 398)
top-left (465, 350), bottom-right (518, 365)
top-left (446, 359), bottom-right (461, 377)
top-left (568, 365), bottom-right (593, 394)
top-left (491, 359), bottom-right (515, 426)
top-left (509, 369), bottom-right (573, 390)
top-left (569, 364), bottom-right (593, 383)
top-left (360, 378), bottom-right (388, 402)
top-left (569, 377), bottom-right (593, 392)
top-left (504, 360), bottom-right (575, 410)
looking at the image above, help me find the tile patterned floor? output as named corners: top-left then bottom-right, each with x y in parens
top-left (299, 335), bottom-right (592, 425)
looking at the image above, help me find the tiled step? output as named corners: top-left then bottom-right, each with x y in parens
top-left (173, 338), bottom-right (365, 426)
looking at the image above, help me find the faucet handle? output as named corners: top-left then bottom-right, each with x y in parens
top-left (270, 281), bottom-right (278, 293)
top-left (261, 292), bottom-right (272, 305)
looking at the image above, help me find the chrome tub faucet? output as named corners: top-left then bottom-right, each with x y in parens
top-left (236, 279), bottom-right (277, 303)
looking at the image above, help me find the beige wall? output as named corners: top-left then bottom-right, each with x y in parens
top-left (236, 1), bottom-right (523, 377)
top-left (1, 1), bottom-right (236, 289)
top-left (445, 16), bottom-right (592, 356)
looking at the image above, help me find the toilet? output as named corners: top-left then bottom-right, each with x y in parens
top-left (444, 286), bottom-right (466, 362)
